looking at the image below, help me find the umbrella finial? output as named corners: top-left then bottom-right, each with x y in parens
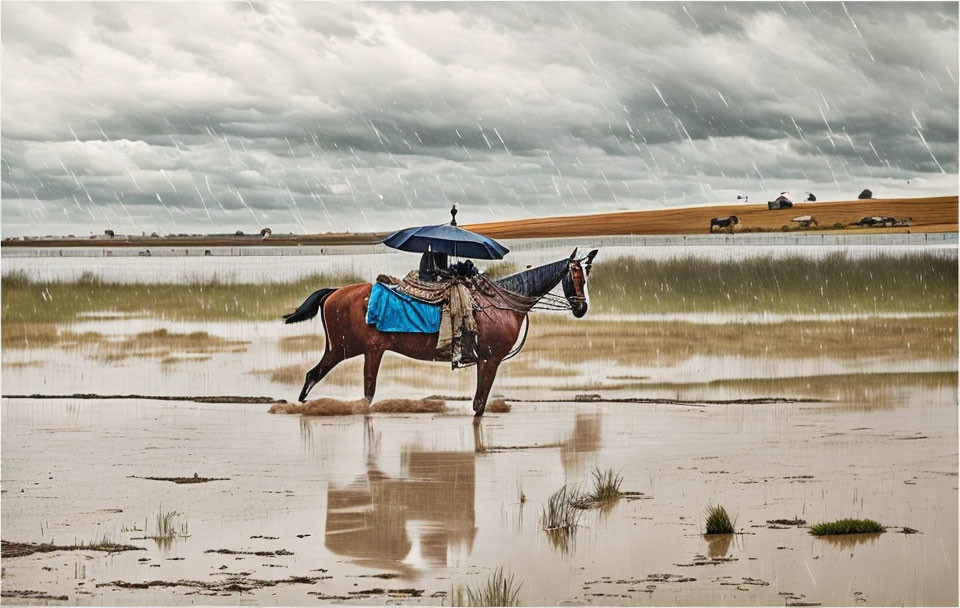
top-left (450, 203), bottom-right (458, 226)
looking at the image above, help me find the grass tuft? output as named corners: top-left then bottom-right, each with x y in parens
top-left (269, 399), bottom-right (370, 416)
top-left (370, 398), bottom-right (445, 413)
top-left (810, 518), bottom-right (885, 535)
top-left (268, 397), bottom-right (445, 416)
top-left (541, 485), bottom-right (582, 531)
top-left (571, 467), bottom-right (623, 509)
top-left (449, 567), bottom-right (522, 607)
top-left (152, 508), bottom-right (188, 540)
top-left (704, 504), bottom-right (736, 534)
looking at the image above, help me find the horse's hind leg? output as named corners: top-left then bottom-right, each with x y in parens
top-left (299, 349), bottom-right (344, 402)
top-left (472, 357), bottom-right (501, 417)
top-left (362, 349), bottom-right (385, 404)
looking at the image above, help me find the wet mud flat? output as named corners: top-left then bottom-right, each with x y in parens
top-left (2, 384), bottom-right (956, 606)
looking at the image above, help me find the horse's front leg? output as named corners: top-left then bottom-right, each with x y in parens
top-left (472, 357), bottom-right (502, 417)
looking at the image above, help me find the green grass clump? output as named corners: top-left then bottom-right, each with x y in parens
top-left (450, 567), bottom-right (522, 607)
top-left (810, 518), bottom-right (885, 535)
top-left (704, 504), bottom-right (736, 534)
top-left (571, 467), bottom-right (623, 508)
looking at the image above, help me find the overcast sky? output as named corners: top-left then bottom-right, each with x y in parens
top-left (2, 2), bottom-right (957, 237)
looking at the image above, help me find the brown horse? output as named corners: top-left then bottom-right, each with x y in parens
top-left (284, 248), bottom-right (597, 416)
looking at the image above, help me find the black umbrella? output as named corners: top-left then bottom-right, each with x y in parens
top-left (382, 206), bottom-right (509, 260)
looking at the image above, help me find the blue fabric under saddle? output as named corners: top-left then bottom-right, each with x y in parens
top-left (366, 282), bottom-right (441, 333)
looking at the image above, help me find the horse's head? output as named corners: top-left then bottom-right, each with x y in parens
top-left (562, 248), bottom-right (598, 319)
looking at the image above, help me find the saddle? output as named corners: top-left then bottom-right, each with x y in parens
top-left (375, 271), bottom-right (478, 368)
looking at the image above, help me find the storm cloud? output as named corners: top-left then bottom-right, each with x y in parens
top-left (2, 2), bottom-right (957, 236)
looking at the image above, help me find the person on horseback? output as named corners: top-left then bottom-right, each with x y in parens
top-left (418, 250), bottom-right (448, 282)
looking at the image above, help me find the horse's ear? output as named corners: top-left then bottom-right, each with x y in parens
top-left (568, 247), bottom-right (579, 261)
top-left (585, 249), bottom-right (598, 264)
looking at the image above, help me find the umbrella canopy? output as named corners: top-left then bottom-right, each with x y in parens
top-left (382, 223), bottom-right (510, 259)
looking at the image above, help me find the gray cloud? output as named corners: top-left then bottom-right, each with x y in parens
top-left (2, 1), bottom-right (957, 237)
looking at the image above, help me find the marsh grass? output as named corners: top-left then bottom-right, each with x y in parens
top-left (481, 262), bottom-right (520, 280)
top-left (588, 252), bottom-right (957, 315)
top-left (2, 323), bottom-right (250, 360)
top-left (526, 315), bottom-right (957, 365)
top-left (704, 505), bottom-right (736, 534)
top-left (810, 518), bottom-right (885, 535)
top-left (1, 270), bottom-right (363, 324)
top-left (370, 398), bottom-right (445, 413)
top-left (270, 399), bottom-right (370, 416)
top-left (6, 252), bottom-right (953, 327)
top-left (571, 467), bottom-right (623, 509)
top-left (152, 508), bottom-right (188, 539)
top-left (268, 397), bottom-right (445, 416)
top-left (449, 567), bottom-right (522, 607)
top-left (541, 485), bottom-right (582, 531)
top-left (1, 539), bottom-right (145, 558)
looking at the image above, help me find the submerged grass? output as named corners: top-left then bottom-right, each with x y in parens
top-left (449, 567), bottom-right (522, 607)
top-left (704, 505), bottom-right (736, 534)
top-left (810, 518), bottom-right (885, 535)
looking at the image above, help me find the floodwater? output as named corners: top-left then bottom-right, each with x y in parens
top-left (1, 245), bottom-right (958, 606)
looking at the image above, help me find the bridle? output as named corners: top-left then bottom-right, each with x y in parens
top-left (564, 260), bottom-right (588, 304)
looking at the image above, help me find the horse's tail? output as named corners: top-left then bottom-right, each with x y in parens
top-left (283, 288), bottom-right (338, 324)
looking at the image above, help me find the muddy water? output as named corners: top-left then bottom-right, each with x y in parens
top-left (2, 245), bottom-right (958, 606)
top-left (2, 388), bottom-right (956, 606)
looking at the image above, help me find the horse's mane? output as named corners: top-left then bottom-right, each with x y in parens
top-left (492, 258), bottom-right (569, 298)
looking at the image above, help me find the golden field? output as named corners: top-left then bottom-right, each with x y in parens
top-left (464, 195), bottom-right (958, 238)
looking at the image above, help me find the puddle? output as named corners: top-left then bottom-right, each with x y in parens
top-left (1, 391), bottom-right (956, 605)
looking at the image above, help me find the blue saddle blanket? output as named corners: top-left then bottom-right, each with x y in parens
top-left (366, 282), bottom-right (441, 333)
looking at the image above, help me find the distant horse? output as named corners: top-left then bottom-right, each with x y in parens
top-left (710, 215), bottom-right (740, 233)
top-left (284, 248), bottom-right (598, 416)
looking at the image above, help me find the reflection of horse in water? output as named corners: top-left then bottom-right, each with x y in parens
top-left (285, 249), bottom-right (597, 416)
top-left (324, 420), bottom-right (477, 572)
top-left (322, 412), bottom-right (602, 570)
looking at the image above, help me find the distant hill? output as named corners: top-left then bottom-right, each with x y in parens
top-left (462, 196), bottom-right (958, 239)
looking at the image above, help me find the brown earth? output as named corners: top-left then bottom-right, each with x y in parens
top-left (463, 196), bottom-right (958, 238)
top-left (3, 196), bottom-right (954, 247)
